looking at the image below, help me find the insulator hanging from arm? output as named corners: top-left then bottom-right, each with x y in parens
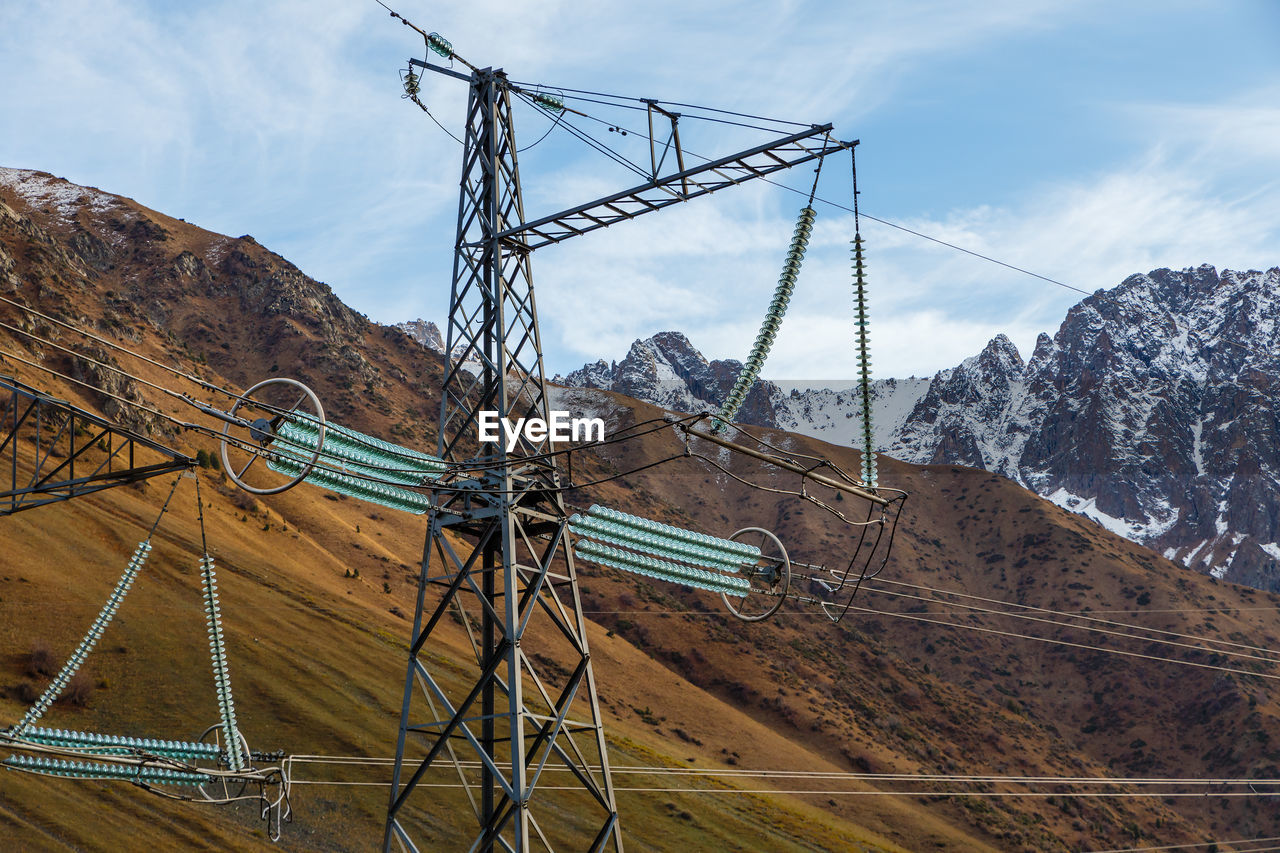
top-left (402, 68), bottom-right (420, 98)
top-left (9, 477), bottom-right (182, 735)
top-left (851, 147), bottom-right (877, 489)
top-left (193, 477), bottom-right (244, 772)
top-left (714, 206), bottom-right (816, 433)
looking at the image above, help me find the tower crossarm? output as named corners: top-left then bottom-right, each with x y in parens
top-left (0, 374), bottom-right (194, 515)
top-left (498, 125), bottom-right (849, 250)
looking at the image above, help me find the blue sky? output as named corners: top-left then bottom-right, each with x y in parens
top-left (2, 1), bottom-right (1277, 381)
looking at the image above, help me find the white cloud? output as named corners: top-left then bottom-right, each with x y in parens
top-left (2, 0), bottom-right (1276, 387)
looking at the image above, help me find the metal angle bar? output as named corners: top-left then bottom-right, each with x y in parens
top-left (420, 679), bottom-right (482, 821)
top-left (2, 463), bottom-right (190, 516)
top-left (0, 395), bottom-right (35, 457)
top-left (27, 423), bottom-right (109, 491)
top-left (414, 528), bottom-right (497, 653)
top-left (387, 517), bottom-right (437, 853)
top-left (6, 459), bottom-right (189, 503)
top-left (522, 658), bottom-right (591, 795)
top-left (525, 563), bottom-right (587, 650)
top-left (526, 814), bottom-right (553, 853)
top-left (588, 814), bottom-right (620, 853)
top-left (393, 640), bottom-right (517, 814)
top-left (472, 816), bottom-right (519, 853)
top-left (409, 57), bottom-right (472, 83)
top-left (499, 125), bottom-right (839, 248)
top-left (516, 643), bottom-right (597, 769)
top-left (387, 820), bottom-right (421, 853)
top-left (514, 521), bottom-right (563, 637)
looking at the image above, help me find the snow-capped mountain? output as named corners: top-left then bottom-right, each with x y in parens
top-left (397, 318), bottom-right (444, 352)
top-left (547, 265), bottom-right (1280, 591)
top-left (554, 331), bottom-right (781, 425)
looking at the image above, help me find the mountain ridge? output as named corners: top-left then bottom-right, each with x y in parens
top-left (6, 167), bottom-right (1280, 849)
top-left (551, 264), bottom-right (1280, 592)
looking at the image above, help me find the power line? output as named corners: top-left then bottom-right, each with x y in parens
top-left (285, 755), bottom-right (1280, 787)
top-left (864, 584), bottom-right (1280, 667)
top-left (1090, 838), bottom-right (1280, 853)
top-left (869, 577), bottom-right (1280, 658)
top-left (846, 601), bottom-right (1280, 681)
top-left (575, 595), bottom-right (1280, 681)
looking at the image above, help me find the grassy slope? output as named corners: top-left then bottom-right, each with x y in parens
top-left (3, 172), bottom-right (1280, 850)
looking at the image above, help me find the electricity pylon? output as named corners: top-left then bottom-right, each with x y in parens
top-left (385, 54), bottom-right (847, 853)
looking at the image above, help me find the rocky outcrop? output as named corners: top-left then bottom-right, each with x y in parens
top-left (555, 331), bottom-right (777, 423)
top-left (397, 318), bottom-right (444, 352)
top-left (552, 266), bottom-right (1280, 590)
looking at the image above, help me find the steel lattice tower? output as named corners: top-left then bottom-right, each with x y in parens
top-left (385, 33), bottom-right (847, 845)
top-left (385, 67), bottom-right (621, 853)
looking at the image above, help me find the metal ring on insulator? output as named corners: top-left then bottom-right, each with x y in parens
top-left (219, 377), bottom-right (326, 496)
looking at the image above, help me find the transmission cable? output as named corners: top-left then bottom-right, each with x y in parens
top-left (575, 598), bottom-right (1280, 681)
top-left (863, 583), bottom-right (1280, 667)
top-left (0, 296), bottom-right (452, 466)
top-left (1089, 838), bottom-right (1280, 853)
top-left (845, 600), bottom-right (1280, 681)
top-left (0, 293), bottom-right (233, 397)
top-left (511, 91), bottom-right (653, 183)
top-left (285, 754), bottom-right (1280, 789)
top-left (868, 577), bottom-right (1280, 659)
top-left (507, 80), bottom-right (813, 132)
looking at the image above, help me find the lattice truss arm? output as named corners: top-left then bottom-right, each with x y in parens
top-left (0, 374), bottom-right (193, 515)
top-left (502, 125), bottom-right (844, 250)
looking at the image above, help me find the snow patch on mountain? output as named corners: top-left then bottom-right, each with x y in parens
top-left (0, 167), bottom-right (122, 226)
top-left (426, 264), bottom-right (1280, 592)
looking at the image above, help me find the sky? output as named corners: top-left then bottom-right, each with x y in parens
top-left (1, 0), bottom-right (1277, 382)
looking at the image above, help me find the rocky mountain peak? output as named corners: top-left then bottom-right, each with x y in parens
top-left (397, 318), bottom-right (444, 352)
top-left (556, 331), bottom-right (779, 424)
top-left (553, 265), bottom-right (1280, 592)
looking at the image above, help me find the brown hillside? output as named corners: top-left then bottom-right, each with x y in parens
top-left (2, 169), bottom-right (1280, 852)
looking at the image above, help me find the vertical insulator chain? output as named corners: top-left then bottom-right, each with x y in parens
top-left (200, 553), bottom-right (243, 772)
top-left (716, 206), bottom-right (816, 432)
top-left (14, 541), bottom-right (152, 734)
top-left (852, 233), bottom-right (877, 489)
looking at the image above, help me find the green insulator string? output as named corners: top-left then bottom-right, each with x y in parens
top-left (851, 147), bottom-right (877, 489)
top-left (3, 754), bottom-right (213, 786)
top-left (532, 90), bottom-right (566, 113)
top-left (264, 415), bottom-right (438, 513)
top-left (582, 505), bottom-right (760, 559)
top-left (18, 727), bottom-right (221, 761)
top-left (570, 505), bottom-right (756, 595)
top-left (10, 477), bottom-right (182, 736)
top-left (426, 31), bottom-right (452, 58)
top-left (714, 204), bottom-right (817, 432)
top-left (573, 541), bottom-right (750, 596)
top-left (569, 514), bottom-right (754, 574)
top-left (195, 477), bottom-right (243, 773)
top-left (401, 68), bottom-right (420, 98)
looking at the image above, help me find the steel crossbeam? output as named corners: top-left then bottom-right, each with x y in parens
top-left (499, 126), bottom-right (845, 250)
top-left (0, 374), bottom-right (193, 516)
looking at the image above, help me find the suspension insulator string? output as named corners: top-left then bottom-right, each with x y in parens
top-left (9, 476), bottom-right (183, 735)
top-left (194, 477), bottom-right (244, 772)
top-left (715, 203), bottom-right (818, 432)
top-left (851, 147), bottom-right (877, 489)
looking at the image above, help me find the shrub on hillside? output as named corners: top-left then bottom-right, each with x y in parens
top-left (25, 643), bottom-right (56, 678)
